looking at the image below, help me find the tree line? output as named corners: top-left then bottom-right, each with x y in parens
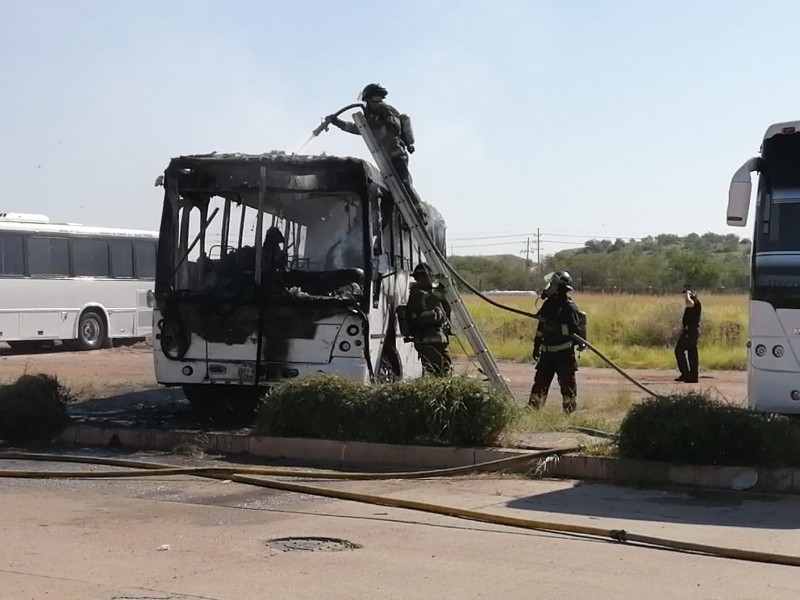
top-left (448, 232), bottom-right (750, 292)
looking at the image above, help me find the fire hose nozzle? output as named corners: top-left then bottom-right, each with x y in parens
top-left (312, 119), bottom-right (331, 137)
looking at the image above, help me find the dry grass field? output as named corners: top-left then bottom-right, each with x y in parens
top-left (459, 292), bottom-right (748, 370)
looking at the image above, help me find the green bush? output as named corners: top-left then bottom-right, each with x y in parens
top-left (0, 374), bottom-right (73, 443)
top-left (256, 375), bottom-right (519, 447)
top-left (255, 374), bottom-right (369, 440)
top-left (617, 392), bottom-right (800, 467)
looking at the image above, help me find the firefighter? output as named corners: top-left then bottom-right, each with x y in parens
top-left (326, 84), bottom-right (426, 222)
top-left (674, 284), bottom-right (702, 383)
top-left (406, 262), bottom-right (452, 376)
top-left (529, 271), bottom-right (582, 413)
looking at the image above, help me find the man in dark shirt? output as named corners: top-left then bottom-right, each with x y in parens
top-left (529, 271), bottom-right (582, 413)
top-left (674, 285), bottom-right (702, 383)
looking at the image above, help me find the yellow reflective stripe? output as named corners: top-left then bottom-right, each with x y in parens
top-left (542, 342), bottom-right (573, 352)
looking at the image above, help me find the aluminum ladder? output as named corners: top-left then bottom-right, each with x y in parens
top-left (353, 111), bottom-right (512, 397)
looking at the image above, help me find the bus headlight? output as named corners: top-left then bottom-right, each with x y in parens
top-left (772, 345), bottom-right (785, 358)
top-left (339, 341), bottom-right (351, 352)
top-left (182, 365), bottom-right (193, 376)
top-left (347, 324), bottom-right (360, 336)
top-left (791, 390), bottom-right (800, 401)
top-left (754, 344), bottom-right (767, 357)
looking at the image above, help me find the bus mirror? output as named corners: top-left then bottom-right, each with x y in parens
top-left (154, 175), bottom-right (164, 187)
top-left (727, 157), bottom-right (759, 227)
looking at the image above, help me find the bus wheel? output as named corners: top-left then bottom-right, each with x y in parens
top-left (182, 385), bottom-right (260, 423)
top-left (76, 310), bottom-right (107, 351)
top-left (376, 347), bottom-right (401, 383)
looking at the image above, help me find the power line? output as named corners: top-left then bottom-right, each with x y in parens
top-left (450, 229), bottom-right (652, 243)
top-left (450, 231), bottom-right (539, 241)
top-left (452, 240), bottom-right (528, 249)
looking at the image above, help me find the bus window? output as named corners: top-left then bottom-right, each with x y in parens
top-left (0, 234), bottom-right (24, 276)
top-left (72, 238), bottom-right (110, 277)
top-left (134, 241), bottom-right (156, 279)
top-left (27, 237), bottom-right (69, 276)
top-left (109, 240), bottom-right (134, 278)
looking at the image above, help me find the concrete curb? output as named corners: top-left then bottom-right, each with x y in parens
top-left (57, 424), bottom-right (800, 494)
top-left (549, 455), bottom-right (800, 495)
top-left (58, 424), bottom-right (527, 470)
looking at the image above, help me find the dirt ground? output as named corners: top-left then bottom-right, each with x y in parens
top-left (0, 342), bottom-right (747, 407)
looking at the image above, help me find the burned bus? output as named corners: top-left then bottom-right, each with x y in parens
top-left (153, 152), bottom-right (445, 412)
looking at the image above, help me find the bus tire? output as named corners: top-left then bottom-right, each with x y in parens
top-left (75, 310), bottom-right (107, 351)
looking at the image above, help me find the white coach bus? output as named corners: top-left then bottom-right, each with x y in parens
top-left (728, 121), bottom-right (800, 414)
top-left (0, 212), bottom-right (158, 352)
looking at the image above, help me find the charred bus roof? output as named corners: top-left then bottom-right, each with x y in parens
top-left (164, 152), bottom-right (385, 198)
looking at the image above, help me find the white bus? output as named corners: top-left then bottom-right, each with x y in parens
top-left (728, 121), bottom-right (800, 414)
top-left (0, 212), bottom-right (158, 352)
top-left (152, 152), bottom-right (446, 414)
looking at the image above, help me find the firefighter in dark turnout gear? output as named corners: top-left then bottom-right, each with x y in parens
top-left (674, 285), bottom-right (702, 383)
top-left (529, 271), bottom-right (582, 413)
top-left (326, 84), bottom-right (426, 221)
top-left (406, 263), bottom-right (452, 376)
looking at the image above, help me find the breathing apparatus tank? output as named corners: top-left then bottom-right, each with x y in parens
top-left (400, 114), bottom-right (415, 149)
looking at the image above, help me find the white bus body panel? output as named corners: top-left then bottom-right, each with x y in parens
top-left (153, 308), bottom-right (380, 387)
top-left (0, 279), bottom-right (153, 342)
top-left (747, 300), bottom-right (800, 413)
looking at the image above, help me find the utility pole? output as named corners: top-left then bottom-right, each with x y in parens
top-left (520, 237), bottom-right (531, 266)
top-left (536, 227), bottom-right (542, 277)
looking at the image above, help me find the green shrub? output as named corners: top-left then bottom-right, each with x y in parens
top-left (0, 374), bottom-right (73, 443)
top-left (617, 392), bottom-right (800, 467)
top-left (255, 374), bottom-right (369, 440)
top-left (256, 375), bottom-right (519, 447)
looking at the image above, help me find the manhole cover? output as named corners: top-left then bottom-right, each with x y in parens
top-left (265, 536), bottom-right (361, 552)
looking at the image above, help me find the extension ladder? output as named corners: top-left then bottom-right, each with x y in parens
top-left (353, 112), bottom-right (513, 397)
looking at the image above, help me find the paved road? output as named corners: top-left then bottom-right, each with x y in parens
top-left (0, 452), bottom-right (796, 599)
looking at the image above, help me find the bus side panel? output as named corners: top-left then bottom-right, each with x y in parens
top-left (0, 279), bottom-right (152, 342)
top-left (0, 311), bottom-right (20, 340)
top-left (58, 311), bottom-right (79, 339)
top-left (108, 309), bottom-right (136, 339)
top-left (20, 310), bottom-right (61, 339)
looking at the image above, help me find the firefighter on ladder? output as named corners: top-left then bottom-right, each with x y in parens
top-left (529, 271), bottom-right (583, 413)
top-left (326, 83), bottom-right (427, 222)
top-left (406, 263), bottom-right (453, 376)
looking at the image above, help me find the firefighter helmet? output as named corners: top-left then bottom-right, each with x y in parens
top-left (412, 262), bottom-right (433, 279)
top-left (542, 270), bottom-right (573, 297)
top-left (361, 83), bottom-right (388, 101)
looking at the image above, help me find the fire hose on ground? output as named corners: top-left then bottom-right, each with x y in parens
top-left (0, 450), bottom-right (798, 568)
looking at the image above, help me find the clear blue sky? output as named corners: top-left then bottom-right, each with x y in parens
top-left (1, 0), bottom-right (797, 257)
